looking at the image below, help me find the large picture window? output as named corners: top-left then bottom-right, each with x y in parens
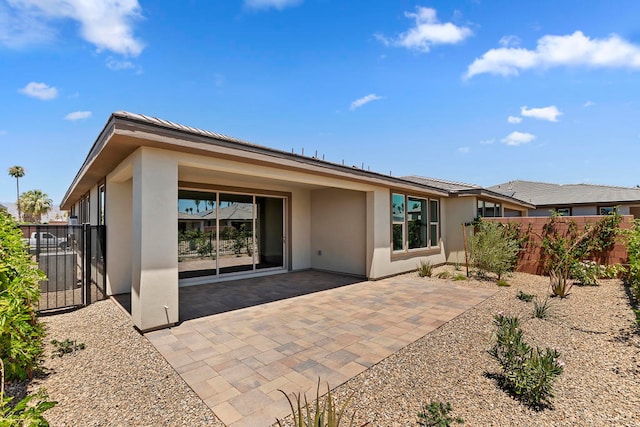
top-left (392, 193), bottom-right (439, 252)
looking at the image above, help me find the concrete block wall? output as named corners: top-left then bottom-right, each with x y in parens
top-left (484, 215), bottom-right (633, 275)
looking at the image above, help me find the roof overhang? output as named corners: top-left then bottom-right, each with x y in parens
top-left (61, 112), bottom-right (450, 209)
top-left (451, 188), bottom-right (536, 209)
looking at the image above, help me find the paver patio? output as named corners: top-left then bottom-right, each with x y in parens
top-left (145, 271), bottom-right (496, 426)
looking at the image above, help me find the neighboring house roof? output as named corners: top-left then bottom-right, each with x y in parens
top-left (179, 204), bottom-right (254, 221)
top-left (403, 176), bottom-right (535, 209)
top-left (0, 202), bottom-right (6, 210)
top-left (488, 180), bottom-right (640, 207)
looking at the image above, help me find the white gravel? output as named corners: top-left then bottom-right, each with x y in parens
top-left (13, 268), bottom-right (640, 426)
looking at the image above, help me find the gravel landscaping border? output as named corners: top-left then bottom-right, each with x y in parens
top-left (9, 268), bottom-right (640, 426)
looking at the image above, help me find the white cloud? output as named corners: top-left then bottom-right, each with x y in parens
top-left (350, 94), bottom-right (383, 111)
top-left (466, 31), bottom-right (640, 79)
top-left (377, 6), bottom-right (472, 53)
top-left (521, 105), bottom-right (562, 122)
top-left (499, 35), bottom-right (521, 48)
top-left (106, 57), bottom-right (134, 70)
top-left (244, 0), bottom-right (302, 10)
top-left (479, 138), bottom-right (495, 145)
top-left (458, 146), bottom-right (470, 154)
top-left (583, 100), bottom-right (595, 107)
top-left (18, 82), bottom-right (58, 100)
top-left (64, 110), bottom-right (91, 121)
top-left (2, 0), bottom-right (144, 56)
top-left (502, 131), bottom-right (535, 146)
top-left (507, 115), bottom-right (522, 124)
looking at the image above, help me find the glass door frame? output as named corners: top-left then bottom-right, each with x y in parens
top-left (178, 184), bottom-right (288, 282)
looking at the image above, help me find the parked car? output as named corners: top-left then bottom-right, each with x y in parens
top-left (22, 232), bottom-right (69, 251)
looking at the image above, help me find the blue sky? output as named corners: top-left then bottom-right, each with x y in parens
top-left (2, 0), bottom-right (640, 205)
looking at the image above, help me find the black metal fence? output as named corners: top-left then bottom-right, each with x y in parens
top-left (19, 224), bottom-right (106, 312)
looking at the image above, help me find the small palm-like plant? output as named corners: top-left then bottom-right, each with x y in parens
top-left (417, 260), bottom-right (433, 278)
top-left (276, 379), bottom-right (363, 427)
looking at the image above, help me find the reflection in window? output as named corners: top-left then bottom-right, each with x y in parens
top-left (392, 193), bottom-right (439, 252)
top-left (407, 197), bottom-right (427, 249)
top-left (599, 206), bottom-right (615, 216)
top-left (477, 200), bottom-right (502, 218)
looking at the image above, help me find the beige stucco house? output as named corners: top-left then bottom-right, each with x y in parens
top-left (61, 112), bottom-right (532, 331)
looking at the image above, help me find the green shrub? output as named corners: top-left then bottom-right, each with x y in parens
top-left (532, 297), bottom-right (552, 319)
top-left (624, 220), bottom-right (640, 301)
top-left (1, 358), bottom-right (57, 426)
top-left (469, 220), bottom-right (519, 280)
top-left (276, 379), bottom-right (360, 427)
top-left (0, 211), bottom-right (46, 380)
top-left (516, 291), bottom-right (535, 303)
top-left (452, 274), bottom-right (466, 281)
top-left (496, 279), bottom-right (510, 287)
top-left (417, 260), bottom-right (433, 278)
top-left (50, 339), bottom-right (85, 358)
top-left (436, 271), bottom-right (451, 279)
top-left (489, 313), bottom-right (563, 408)
top-left (417, 401), bottom-right (463, 426)
top-left (542, 213), bottom-right (622, 297)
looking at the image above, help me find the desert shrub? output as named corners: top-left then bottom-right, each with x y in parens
top-left (416, 401), bottom-right (463, 426)
top-left (276, 379), bottom-right (360, 427)
top-left (0, 211), bottom-right (46, 380)
top-left (50, 339), bottom-right (85, 358)
top-left (436, 271), bottom-right (451, 279)
top-left (469, 220), bottom-right (519, 280)
top-left (417, 260), bottom-right (433, 278)
top-left (542, 213), bottom-right (622, 297)
top-left (532, 297), bottom-right (552, 319)
top-left (496, 279), bottom-right (510, 287)
top-left (489, 313), bottom-right (564, 408)
top-left (624, 220), bottom-right (640, 301)
top-left (516, 291), bottom-right (535, 302)
top-left (570, 260), bottom-right (605, 286)
top-left (452, 274), bottom-right (466, 281)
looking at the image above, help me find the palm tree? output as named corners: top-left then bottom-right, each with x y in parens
top-left (19, 189), bottom-right (53, 223)
top-left (7, 166), bottom-right (25, 222)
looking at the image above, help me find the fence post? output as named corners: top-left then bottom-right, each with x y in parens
top-left (84, 223), bottom-right (91, 306)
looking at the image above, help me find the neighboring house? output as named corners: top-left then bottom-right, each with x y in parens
top-left (489, 180), bottom-right (640, 218)
top-left (60, 112), bottom-right (532, 331)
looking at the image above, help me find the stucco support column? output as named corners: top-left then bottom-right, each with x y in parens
top-left (105, 176), bottom-right (132, 296)
top-left (366, 189), bottom-right (391, 280)
top-left (131, 147), bottom-right (179, 331)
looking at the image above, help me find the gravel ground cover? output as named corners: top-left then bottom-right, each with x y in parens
top-left (326, 266), bottom-right (640, 427)
top-left (20, 301), bottom-right (223, 427)
top-left (10, 268), bottom-right (640, 426)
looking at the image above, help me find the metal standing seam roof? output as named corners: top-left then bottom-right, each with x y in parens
top-left (489, 180), bottom-right (640, 206)
top-left (108, 111), bottom-right (453, 196)
top-left (401, 175), bottom-right (482, 192)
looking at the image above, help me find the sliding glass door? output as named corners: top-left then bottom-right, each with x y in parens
top-left (178, 189), bottom-right (285, 280)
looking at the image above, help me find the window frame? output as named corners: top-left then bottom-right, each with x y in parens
top-left (598, 206), bottom-right (616, 216)
top-left (391, 192), bottom-right (440, 254)
top-left (477, 199), bottom-right (502, 218)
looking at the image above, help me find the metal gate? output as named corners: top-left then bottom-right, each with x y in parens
top-left (20, 224), bottom-right (106, 312)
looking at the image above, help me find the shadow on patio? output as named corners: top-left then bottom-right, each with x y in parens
top-left (112, 269), bottom-right (363, 322)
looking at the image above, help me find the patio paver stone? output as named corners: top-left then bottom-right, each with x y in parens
top-left (146, 271), bottom-right (495, 426)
